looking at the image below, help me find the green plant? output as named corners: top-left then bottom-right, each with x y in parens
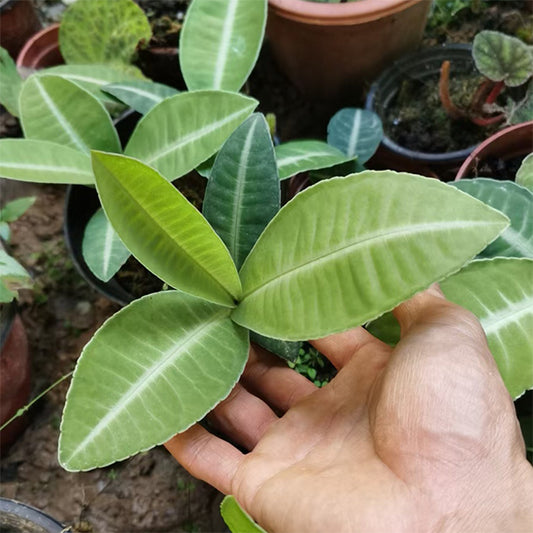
top-left (439, 30), bottom-right (533, 126)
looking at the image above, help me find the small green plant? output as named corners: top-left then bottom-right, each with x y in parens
top-left (288, 345), bottom-right (335, 387)
top-left (439, 30), bottom-right (533, 126)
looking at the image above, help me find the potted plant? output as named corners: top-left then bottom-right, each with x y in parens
top-left (365, 30), bottom-right (533, 179)
top-left (265, 0), bottom-right (432, 104)
top-left (0, 195), bottom-right (34, 453)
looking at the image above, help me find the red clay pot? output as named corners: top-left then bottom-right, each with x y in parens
top-left (16, 23), bottom-right (63, 69)
top-left (266, 0), bottom-right (431, 104)
top-left (455, 121), bottom-right (533, 180)
top-left (0, 303), bottom-right (30, 454)
top-left (0, 0), bottom-right (41, 58)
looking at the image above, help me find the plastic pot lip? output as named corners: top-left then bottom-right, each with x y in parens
top-left (455, 120), bottom-right (533, 180)
top-left (16, 22), bottom-right (61, 68)
top-left (0, 301), bottom-right (16, 350)
top-left (365, 43), bottom-right (477, 164)
top-left (268, 0), bottom-right (426, 25)
top-left (0, 498), bottom-right (64, 532)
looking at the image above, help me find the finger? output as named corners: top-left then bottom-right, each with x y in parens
top-left (311, 326), bottom-right (391, 369)
top-left (165, 424), bottom-right (243, 495)
top-left (208, 383), bottom-right (279, 450)
top-left (242, 344), bottom-right (317, 413)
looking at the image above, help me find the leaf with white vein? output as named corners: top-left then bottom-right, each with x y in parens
top-left (82, 208), bottom-right (131, 282)
top-left (0, 139), bottom-right (94, 184)
top-left (203, 114), bottom-right (280, 269)
top-left (180, 0), bottom-right (267, 91)
top-left (327, 108), bottom-right (383, 164)
top-left (125, 90), bottom-right (257, 181)
top-left (20, 75), bottom-right (121, 154)
top-left (0, 46), bottom-right (22, 116)
top-left (441, 258), bottom-right (533, 399)
top-left (92, 151), bottom-right (242, 307)
top-left (59, 290), bottom-right (249, 470)
top-left (452, 178), bottom-right (533, 258)
top-left (102, 80), bottom-right (179, 115)
top-left (232, 171), bottom-right (509, 340)
top-left (275, 140), bottom-right (355, 180)
top-left (516, 153), bottom-right (533, 192)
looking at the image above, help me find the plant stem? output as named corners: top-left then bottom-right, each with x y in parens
top-left (470, 114), bottom-right (505, 127)
top-left (0, 371), bottom-right (73, 432)
top-left (486, 80), bottom-right (504, 105)
top-left (439, 60), bottom-right (466, 120)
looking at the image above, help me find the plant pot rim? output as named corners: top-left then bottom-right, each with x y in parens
top-left (0, 0), bottom-right (16, 10)
top-left (366, 43), bottom-right (478, 165)
top-left (454, 120), bottom-right (533, 180)
top-left (268, 0), bottom-right (425, 25)
top-left (0, 301), bottom-right (16, 349)
top-left (16, 22), bottom-right (60, 68)
top-left (0, 498), bottom-right (63, 532)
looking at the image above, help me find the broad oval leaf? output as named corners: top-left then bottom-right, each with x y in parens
top-left (441, 258), bottom-right (533, 399)
top-left (203, 114), bottom-right (280, 270)
top-left (221, 496), bottom-right (267, 533)
top-left (125, 91), bottom-right (257, 181)
top-left (473, 30), bottom-right (533, 87)
top-left (0, 249), bottom-right (33, 303)
top-left (59, 0), bottom-right (151, 65)
top-left (275, 140), bottom-right (355, 181)
top-left (20, 75), bottom-right (121, 154)
top-left (180, 0), bottom-right (267, 91)
top-left (59, 290), bottom-right (249, 471)
top-left (517, 153), bottom-right (533, 192)
top-left (92, 151), bottom-right (242, 306)
top-left (453, 178), bottom-right (533, 258)
top-left (0, 196), bottom-right (35, 223)
top-left (232, 171), bottom-right (509, 340)
top-left (82, 208), bottom-right (131, 282)
top-left (0, 46), bottom-right (22, 116)
top-left (102, 81), bottom-right (179, 115)
top-left (0, 139), bottom-right (94, 184)
top-left (327, 108), bottom-right (383, 164)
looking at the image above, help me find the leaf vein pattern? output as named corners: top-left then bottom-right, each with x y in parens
top-left (213, 0), bottom-right (239, 89)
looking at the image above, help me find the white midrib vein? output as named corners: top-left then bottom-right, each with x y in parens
top-left (66, 311), bottom-right (228, 461)
top-left (277, 150), bottom-right (340, 167)
top-left (2, 161), bottom-right (91, 175)
top-left (230, 120), bottom-right (256, 263)
top-left (213, 0), bottom-right (239, 89)
top-left (142, 107), bottom-right (250, 166)
top-left (34, 79), bottom-right (88, 154)
top-left (499, 227), bottom-right (533, 256)
top-left (242, 220), bottom-right (499, 299)
top-left (102, 219), bottom-right (116, 277)
top-left (481, 296), bottom-right (533, 335)
top-left (112, 86), bottom-right (164, 103)
top-left (347, 111), bottom-right (362, 157)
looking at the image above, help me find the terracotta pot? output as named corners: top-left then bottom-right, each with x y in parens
top-left (266, 0), bottom-right (431, 104)
top-left (0, 0), bottom-right (41, 58)
top-left (0, 498), bottom-right (63, 532)
top-left (0, 302), bottom-right (30, 454)
top-left (16, 23), bottom-right (63, 69)
top-left (365, 44), bottom-right (477, 180)
top-left (455, 121), bottom-right (533, 180)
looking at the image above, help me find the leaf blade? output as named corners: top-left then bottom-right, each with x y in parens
top-left (59, 291), bottom-right (249, 470)
top-left (102, 80), bottom-right (179, 114)
top-left (233, 172), bottom-right (509, 340)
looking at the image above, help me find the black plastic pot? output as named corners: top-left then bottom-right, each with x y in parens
top-left (365, 43), bottom-right (476, 177)
top-left (0, 498), bottom-right (64, 533)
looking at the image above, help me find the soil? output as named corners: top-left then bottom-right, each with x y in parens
top-left (471, 154), bottom-right (526, 180)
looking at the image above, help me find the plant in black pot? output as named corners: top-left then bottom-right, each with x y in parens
top-left (366, 29), bottom-right (533, 179)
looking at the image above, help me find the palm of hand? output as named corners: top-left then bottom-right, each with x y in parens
top-left (166, 288), bottom-right (532, 533)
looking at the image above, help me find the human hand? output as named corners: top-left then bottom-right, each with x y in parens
top-left (165, 286), bottom-right (533, 533)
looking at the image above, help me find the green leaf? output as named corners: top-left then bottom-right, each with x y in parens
top-left (516, 153), bottom-right (533, 192)
top-left (0, 249), bottom-right (32, 303)
top-left (249, 332), bottom-right (302, 363)
top-left (365, 312), bottom-right (401, 347)
top-left (82, 208), bottom-right (131, 282)
top-left (20, 75), bottom-right (121, 154)
top-left (203, 114), bottom-right (280, 270)
top-left (59, 290), bottom-right (249, 471)
top-left (0, 139), bottom-right (94, 184)
top-left (59, 0), bottom-right (151, 65)
top-left (232, 171), bottom-right (509, 340)
top-left (453, 178), bottom-right (533, 258)
top-left (92, 151), bottom-right (242, 307)
top-left (125, 91), bottom-right (257, 181)
top-left (0, 222), bottom-right (9, 242)
top-left (41, 64), bottom-right (145, 105)
top-left (473, 30), bottom-right (533, 87)
top-left (102, 81), bottom-right (179, 115)
top-left (441, 258), bottom-right (533, 399)
top-left (0, 197), bottom-right (36, 223)
top-left (180, 0), bottom-right (267, 91)
top-left (220, 496), bottom-right (267, 533)
top-left (0, 47), bottom-right (22, 116)
top-left (275, 140), bottom-right (355, 181)
top-left (508, 81), bottom-right (533, 125)
top-left (327, 109), bottom-right (383, 164)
